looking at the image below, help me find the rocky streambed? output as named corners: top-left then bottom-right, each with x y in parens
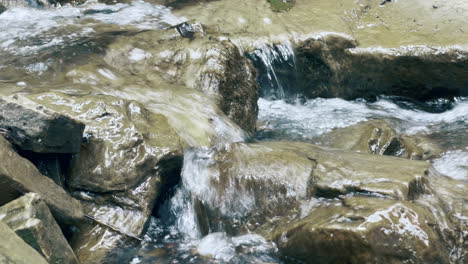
top-left (0, 0), bottom-right (466, 263)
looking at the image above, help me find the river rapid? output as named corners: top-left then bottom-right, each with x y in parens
top-left (0, 1), bottom-right (466, 263)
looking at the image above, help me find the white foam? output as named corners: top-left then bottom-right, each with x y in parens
top-left (258, 97), bottom-right (468, 140)
top-left (433, 150), bottom-right (468, 180)
top-left (0, 1), bottom-right (183, 55)
top-left (129, 48), bottom-right (151, 62)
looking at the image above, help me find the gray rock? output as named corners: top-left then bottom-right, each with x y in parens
top-left (0, 220), bottom-right (48, 264)
top-left (0, 193), bottom-right (79, 264)
top-left (0, 136), bottom-right (84, 224)
top-left (0, 95), bottom-right (85, 154)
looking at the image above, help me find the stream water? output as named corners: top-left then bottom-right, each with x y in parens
top-left (0, 2), bottom-right (466, 263)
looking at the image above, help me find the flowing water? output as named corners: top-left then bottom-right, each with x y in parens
top-left (1, 3), bottom-right (467, 263)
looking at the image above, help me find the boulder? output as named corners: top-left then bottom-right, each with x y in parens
top-left (25, 92), bottom-right (184, 262)
top-left (295, 34), bottom-right (468, 101)
top-left (102, 32), bottom-right (259, 135)
top-left (26, 92), bottom-right (183, 193)
top-left (0, 220), bottom-right (48, 264)
top-left (183, 142), bottom-right (431, 235)
top-left (0, 95), bottom-right (85, 154)
top-left (0, 136), bottom-right (84, 224)
top-left (197, 40), bottom-right (259, 135)
top-left (0, 193), bottom-right (79, 264)
top-left (258, 197), bottom-right (452, 264)
top-left (316, 120), bottom-right (442, 160)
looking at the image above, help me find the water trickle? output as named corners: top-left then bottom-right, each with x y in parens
top-left (247, 43), bottom-right (299, 100)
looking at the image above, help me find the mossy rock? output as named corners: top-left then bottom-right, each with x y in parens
top-left (268, 0), bottom-right (295, 12)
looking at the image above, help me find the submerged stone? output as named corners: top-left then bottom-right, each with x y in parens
top-left (0, 136), bottom-right (84, 224)
top-left (0, 95), bottom-right (85, 154)
top-left (0, 220), bottom-right (48, 264)
top-left (316, 120), bottom-right (443, 160)
top-left (0, 193), bottom-right (79, 264)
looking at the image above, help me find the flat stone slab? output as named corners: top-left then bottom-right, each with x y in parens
top-left (0, 95), bottom-right (85, 154)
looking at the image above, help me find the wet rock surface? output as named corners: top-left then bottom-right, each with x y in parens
top-left (0, 193), bottom-right (79, 264)
top-left (259, 197), bottom-right (453, 264)
top-left (0, 220), bottom-right (49, 264)
top-left (0, 136), bottom-right (84, 224)
top-left (184, 142), bottom-right (432, 234)
top-left (316, 120), bottom-right (443, 160)
top-left (295, 34), bottom-right (468, 101)
top-left (0, 95), bottom-right (85, 154)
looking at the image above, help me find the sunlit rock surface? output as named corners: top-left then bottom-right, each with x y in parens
top-left (0, 220), bottom-right (48, 264)
top-left (0, 136), bottom-right (84, 224)
top-left (0, 193), bottom-right (79, 264)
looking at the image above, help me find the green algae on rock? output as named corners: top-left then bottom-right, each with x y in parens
top-left (268, 0), bottom-right (295, 12)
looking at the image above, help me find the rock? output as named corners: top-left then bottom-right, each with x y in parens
top-left (0, 220), bottom-right (48, 264)
top-left (259, 197), bottom-right (452, 264)
top-left (295, 34), bottom-right (468, 100)
top-left (316, 120), bottom-right (443, 160)
top-left (102, 32), bottom-right (259, 135)
top-left (197, 40), bottom-right (259, 134)
top-left (0, 4), bottom-right (6, 14)
top-left (70, 223), bottom-right (134, 264)
top-left (0, 95), bottom-right (85, 154)
top-left (24, 92), bottom-right (185, 262)
top-left (0, 193), bottom-right (79, 264)
top-left (0, 136), bottom-right (84, 224)
top-left (26, 92), bottom-right (183, 193)
top-left (184, 142), bottom-right (431, 235)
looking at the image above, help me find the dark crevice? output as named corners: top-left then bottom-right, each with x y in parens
top-left (151, 155), bottom-right (183, 218)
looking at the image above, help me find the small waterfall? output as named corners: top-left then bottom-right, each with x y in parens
top-left (247, 43), bottom-right (300, 100)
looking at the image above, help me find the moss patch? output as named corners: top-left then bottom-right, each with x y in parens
top-left (268, 0), bottom-right (295, 12)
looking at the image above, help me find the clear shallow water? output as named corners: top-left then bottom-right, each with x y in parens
top-left (256, 96), bottom-right (468, 180)
top-left (0, 0), bottom-right (184, 56)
